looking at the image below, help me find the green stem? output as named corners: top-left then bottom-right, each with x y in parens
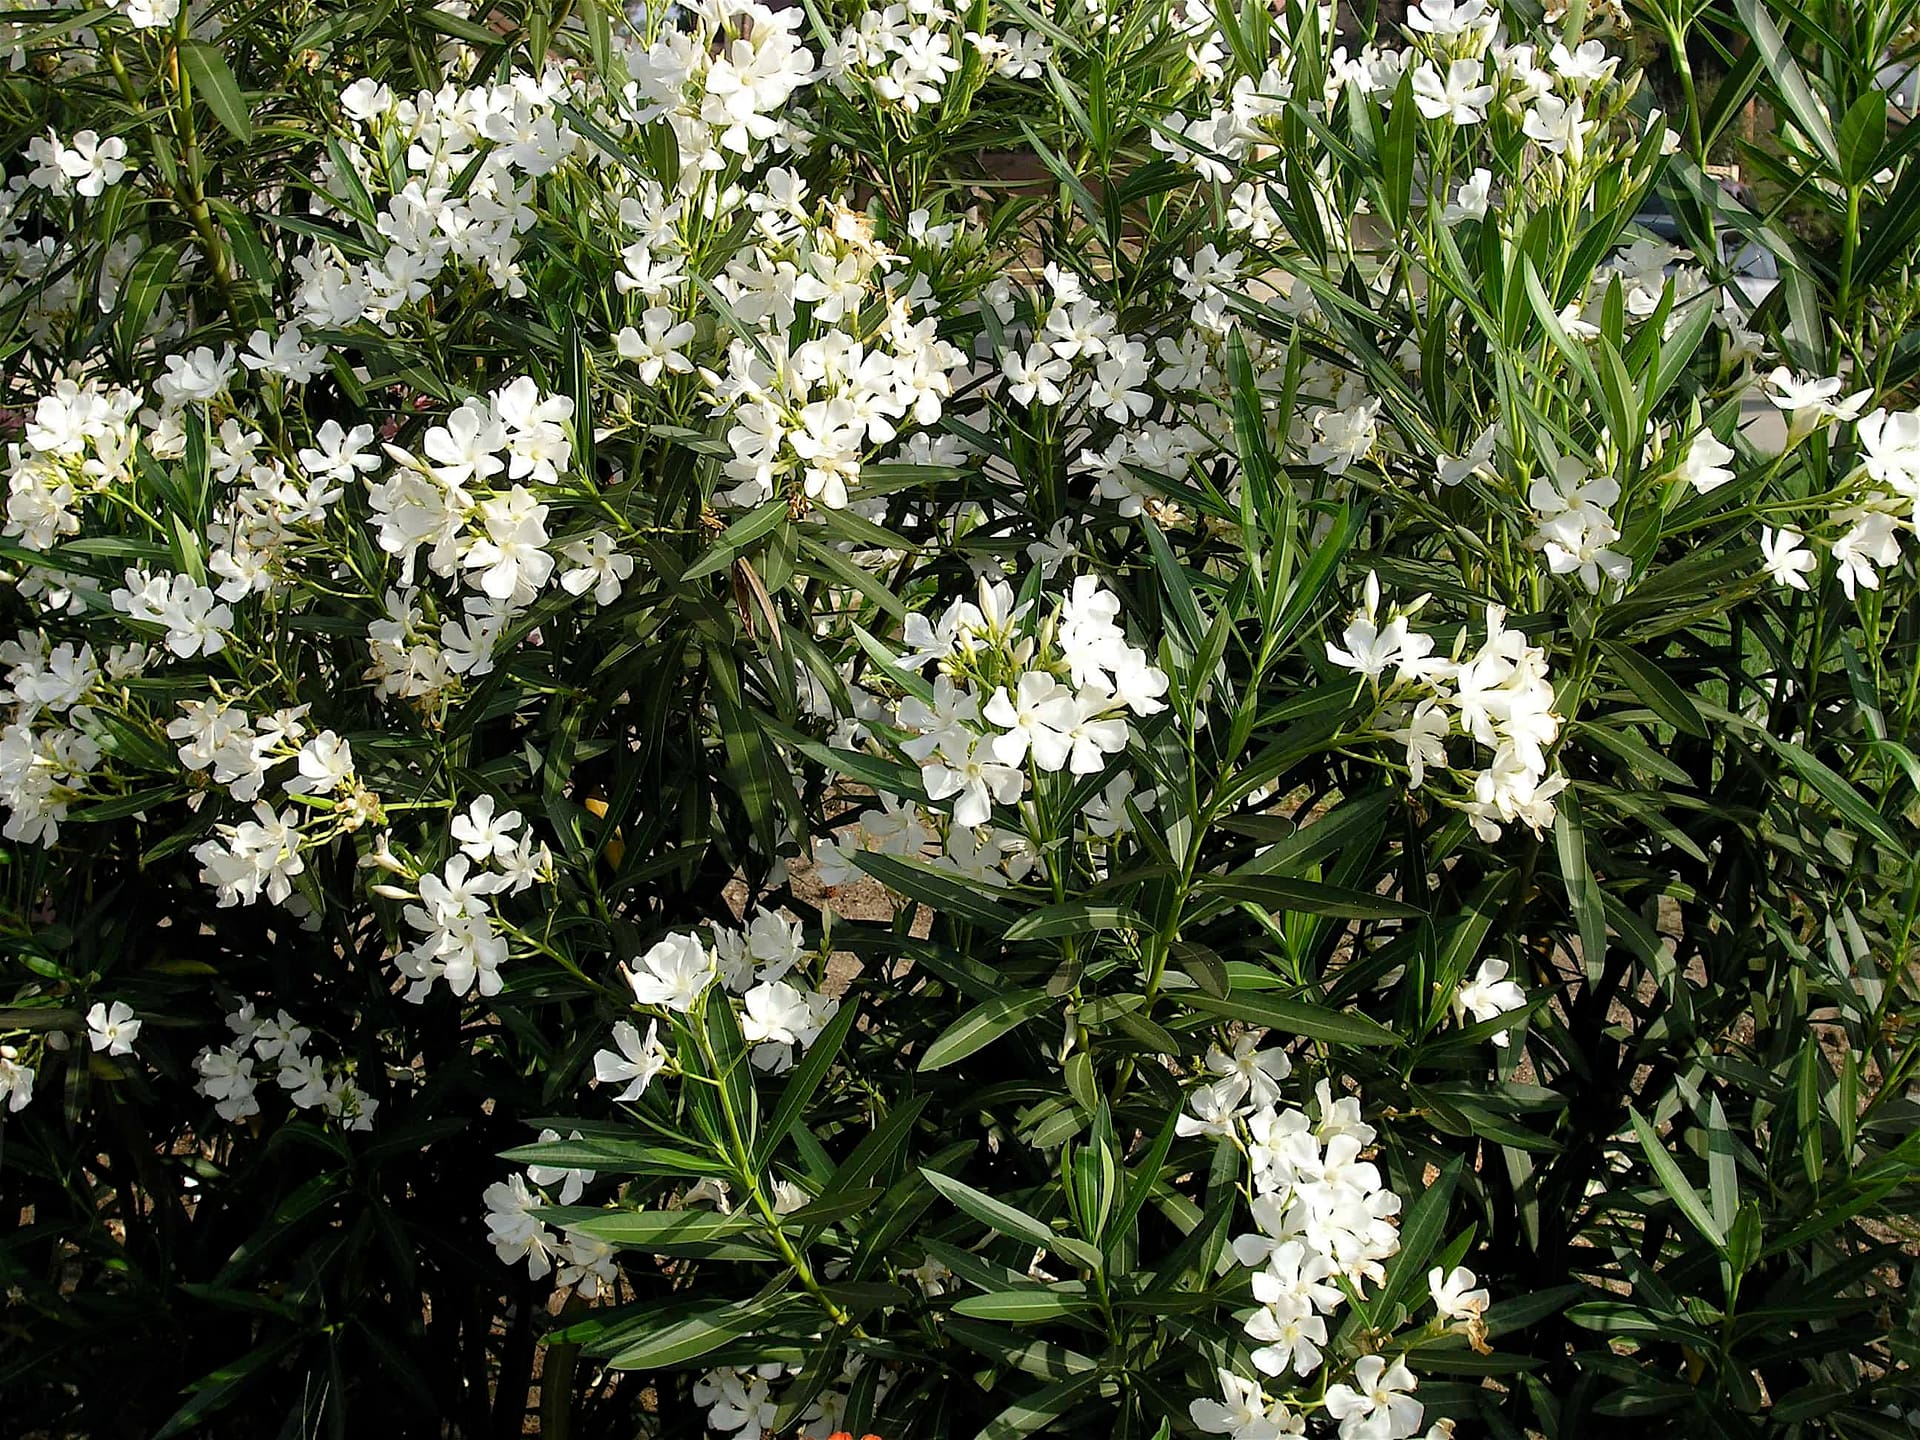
top-left (691, 1015), bottom-right (855, 1330)
top-left (112, 36), bottom-right (240, 322)
top-left (1836, 182), bottom-right (1863, 367)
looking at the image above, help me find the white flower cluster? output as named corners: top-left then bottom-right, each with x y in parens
top-left (693, 1363), bottom-right (788, 1437)
top-left (992, 261), bottom-right (1153, 424)
top-left (370, 796), bottom-right (554, 1001)
top-left (169, 701), bottom-right (350, 806)
top-left (0, 629), bottom-right (138, 844)
top-left (303, 69), bottom-right (577, 323)
top-left (1179, 1045), bottom-right (1443, 1440)
top-left (624, 0), bottom-right (816, 171)
top-left (369, 377), bottom-right (576, 594)
top-left (714, 909), bottom-right (840, 1072)
top-left (193, 1002), bottom-right (379, 1129)
top-left (483, 1152), bottom-right (619, 1297)
top-left (695, 194), bottom-right (968, 511)
top-left (365, 586), bottom-right (508, 706)
top-left (1742, 390), bottom-right (1920, 601)
top-left (1, 148), bottom-right (160, 350)
top-left (803, 574), bottom-right (1164, 894)
top-left (110, 569), bottom-right (234, 660)
top-left (617, 909), bottom-right (839, 1074)
top-left (693, 1352), bottom-right (891, 1438)
top-left (887, 575), bottom-right (1168, 828)
top-left (360, 378), bottom-right (634, 708)
top-left (823, 0), bottom-right (1050, 111)
top-left (1146, 5), bottom-right (1288, 185)
top-left (193, 405), bottom-right (349, 603)
top-left (192, 802), bottom-right (309, 909)
top-left (1525, 455), bottom-right (1629, 595)
top-left (170, 700), bottom-right (391, 910)
top-left (1564, 237), bottom-right (1715, 346)
top-left (1047, 247), bottom-right (1284, 519)
top-left (812, 790), bottom-right (943, 885)
top-left (4, 378), bottom-right (143, 552)
top-left (152, 342), bottom-right (240, 408)
top-left (1842, 403), bottom-right (1920, 592)
top-left (24, 128), bottom-right (128, 198)
top-left (1327, 576), bottom-right (1565, 844)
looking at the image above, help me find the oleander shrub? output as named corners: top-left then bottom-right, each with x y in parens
top-left (0, 0), bottom-right (1917, 1436)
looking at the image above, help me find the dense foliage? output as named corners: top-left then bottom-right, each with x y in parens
top-left (1, 0), bottom-right (1917, 1436)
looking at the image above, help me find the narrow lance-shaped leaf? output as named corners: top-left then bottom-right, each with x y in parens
top-left (179, 41), bottom-right (254, 144)
top-left (1553, 788), bottom-right (1608, 982)
top-left (757, 999), bottom-right (860, 1165)
top-left (605, 1289), bottom-right (801, 1370)
top-left (975, 1371), bottom-right (1102, 1440)
top-left (563, 1208), bottom-right (769, 1258)
top-left (1004, 902), bottom-right (1141, 942)
top-left (1187, 989), bottom-right (1402, 1048)
top-left (920, 1169), bottom-right (1102, 1272)
top-left (849, 849), bottom-right (1022, 933)
top-left (1732, 0), bottom-right (1841, 175)
top-left (1629, 1105), bottom-right (1725, 1250)
top-left (1195, 873), bottom-right (1421, 920)
top-left (918, 989), bottom-right (1055, 1072)
top-left (950, 1289), bottom-right (1097, 1322)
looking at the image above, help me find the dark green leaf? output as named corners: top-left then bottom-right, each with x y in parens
top-left (918, 990), bottom-right (1054, 1072)
top-left (921, 1170), bottom-right (1100, 1271)
top-left (1628, 1105), bottom-right (1725, 1249)
top-left (180, 42), bottom-right (254, 144)
top-left (758, 999), bottom-right (860, 1165)
top-left (565, 1209), bottom-right (775, 1260)
top-left (1601, 641), bottom-right (1706, 736)
top-left (1004, 902), bottom-right (1141, 942)
top-left (850, 850), bottom-right (1021, 932)
top-left (1731, 0), bottom-right (1840, 173)
top-left (950, 1288), bottom-right (1096, 1321)
top-left (1195, 874), bottom-right (1420, 920)
top-left (1187, 989), bottom-right (1401, 1048)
